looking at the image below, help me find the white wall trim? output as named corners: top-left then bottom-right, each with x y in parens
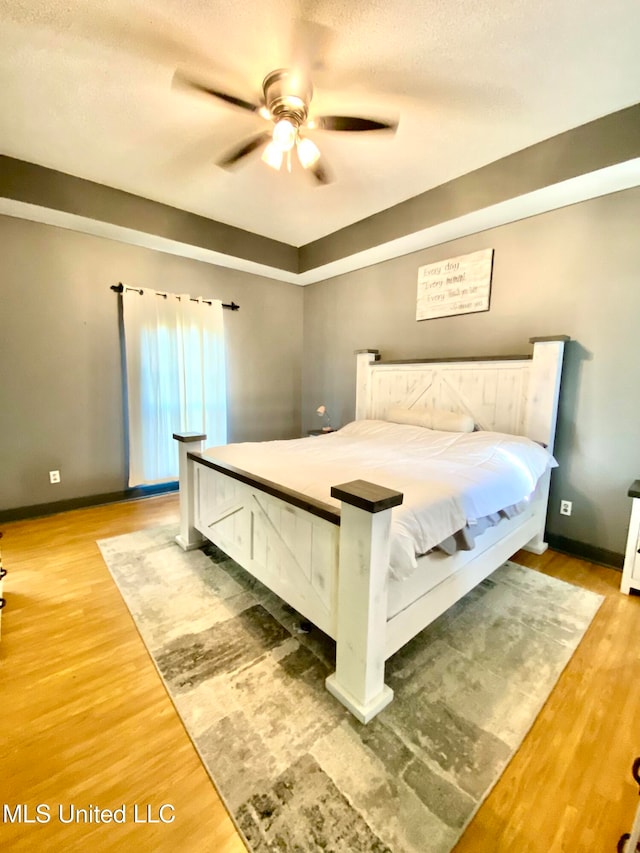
top-left (1, 158), bottom-right (639, 286)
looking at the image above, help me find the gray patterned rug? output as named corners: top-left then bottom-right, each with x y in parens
top-left (98, 526), bottom-right (603, 852)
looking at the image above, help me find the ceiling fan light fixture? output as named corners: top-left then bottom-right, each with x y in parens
top-left (180, 63), bottom-right (394, 185)
top-left (262, 141), bottom-right (284, 170)
top-left (297, 137), bottom-right (321, 169)
top-left (272, 118), bottom-right (297, 152)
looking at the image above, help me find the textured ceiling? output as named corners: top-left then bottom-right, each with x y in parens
top-left (1, 0), bottom-right (639, 246)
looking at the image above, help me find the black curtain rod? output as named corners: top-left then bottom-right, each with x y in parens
top-left (110, 283), bottom-right (239, 311)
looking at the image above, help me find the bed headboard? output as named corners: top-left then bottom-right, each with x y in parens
top-left (355, 336), bottom-right (569, 452)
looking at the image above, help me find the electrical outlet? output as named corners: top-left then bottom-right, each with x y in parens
top-left (560, 499), bottom-right (572, 516)
top-left (49, 470), bottom-right (61, 484)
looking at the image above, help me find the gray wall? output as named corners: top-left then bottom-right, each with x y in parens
top-left (3, 184), bottom-right (639, 560)
top-left (302, 186), bottom-right (640, 557)
top-left (0, 214), bottom-right (303, 512)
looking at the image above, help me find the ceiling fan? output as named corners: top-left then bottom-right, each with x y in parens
top-left (174, 66), bottom-right (398, 185)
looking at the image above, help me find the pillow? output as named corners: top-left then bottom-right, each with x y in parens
top-left (386, 405), bottom-right (475, 433)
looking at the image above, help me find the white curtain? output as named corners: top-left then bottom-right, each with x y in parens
top-left (122, 288), bottom-right (227, 486)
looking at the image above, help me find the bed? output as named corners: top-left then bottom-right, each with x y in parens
top-left (174, 336), bottom-right (568, 722)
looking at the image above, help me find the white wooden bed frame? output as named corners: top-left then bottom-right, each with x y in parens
top-left (174, 335), bottom-right (568, 723)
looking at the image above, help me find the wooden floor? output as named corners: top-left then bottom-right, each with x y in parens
top-left (0, 495), bottom-right (638, 852)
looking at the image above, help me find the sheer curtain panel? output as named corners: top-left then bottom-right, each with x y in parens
top-left (122, 288), bottom-right (227, 486)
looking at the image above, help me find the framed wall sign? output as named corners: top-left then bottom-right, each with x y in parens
top-left (416, 248), bottom-right (494, 321)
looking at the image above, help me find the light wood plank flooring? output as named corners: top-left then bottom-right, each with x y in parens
top-left (0, 495), bottom-right (638, 851)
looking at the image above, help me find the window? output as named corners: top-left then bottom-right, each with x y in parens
top-left (122, 288), bottom-right (227, 486)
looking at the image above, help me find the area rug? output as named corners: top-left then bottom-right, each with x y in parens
top-left (98, 526), bottom-right (603, 852)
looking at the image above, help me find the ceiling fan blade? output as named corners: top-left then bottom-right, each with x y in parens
top-left (173, 70), bottom-right (261, 114)
top-left (217, 132), bottom-right (272, 169)
top-left (308, 158), bottom-right (332, 186)
top-left (4, 5), bottom-right (216, 72)
top-left (313, 116), bottom-right (398, 132)
top-left (290, 16), bottom-right (334, 75)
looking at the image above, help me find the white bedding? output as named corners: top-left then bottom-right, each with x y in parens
top-left (203, 419), bottom-right (557, 580)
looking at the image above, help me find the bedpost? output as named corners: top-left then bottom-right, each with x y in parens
top-left (173, 432), bottom-right (207, 551)
top-left (354, 350), bottom-right (379, 420)
top-left (326, 479), bottom-right (403, 723)
top-left (525, 336), bottom-right (569, 452)
top-left (524, 336), bottom-right (570, 554)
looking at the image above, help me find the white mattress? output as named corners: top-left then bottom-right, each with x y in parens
top-left (203, 419), bottom-right (557, 580)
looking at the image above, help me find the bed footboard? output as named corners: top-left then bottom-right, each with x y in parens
top-left (174, 433), bottom-right (404, 723)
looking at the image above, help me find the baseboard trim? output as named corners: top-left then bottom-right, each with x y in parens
top-left (0, 482), bottom-right (179, 524)
top-left (546, 533), bottom-right (623, 570)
